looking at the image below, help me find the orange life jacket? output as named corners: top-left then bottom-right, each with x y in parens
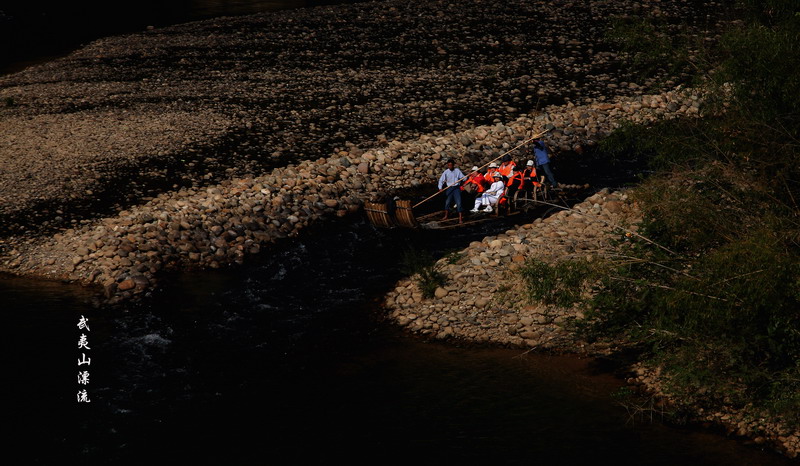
top-left (462, 173), bottom-right (486, 193)
top-left (506, 170), bottom-right (524, 188)
top-left (472, 173), bottom-right (487, 192)
top-left (485, 168), bottom-right (499, 183)
top-left (522, 167), bottom-right (541, 188)
top-left (498, 161), bottom-right (516, 177)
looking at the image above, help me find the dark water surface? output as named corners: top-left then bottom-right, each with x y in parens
top-left (0, 0), bottom-right (370, 74)
top-left (5, 217), bottom-right (794, 465)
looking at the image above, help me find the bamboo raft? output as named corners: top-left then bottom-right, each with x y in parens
top-left (363, 128), bottom-right (588, 230)
top-left (365, 184), bottom-right (588, 230)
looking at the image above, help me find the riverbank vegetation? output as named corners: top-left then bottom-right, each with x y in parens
top-left (400, 247), bottom-right (446, 299)
top-left (529, 0), bottom-right (800, 428)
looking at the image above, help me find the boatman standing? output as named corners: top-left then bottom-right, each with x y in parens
top-left (438, 158), bottom-right (465, 223)
top-left (531, 139), bottom-right (558, 189)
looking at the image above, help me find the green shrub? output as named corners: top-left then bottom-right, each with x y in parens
top-left (416, 264), bottom-right (446, 299)
top-left (519, 258), bottom-right (593, 308)
top-left (585, 0), bottom-right (800, 427)
top-left (580, 226), bottom-right (800, 423)
top-left (400, 247), bottom-right (446, 299)
top-left (445, 250), bottom-right (463, 264)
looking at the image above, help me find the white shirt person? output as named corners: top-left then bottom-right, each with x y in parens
top-left (472, 177), bottom-right (506, 212)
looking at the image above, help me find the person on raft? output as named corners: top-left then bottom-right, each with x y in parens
top-left (438, 158), bottom-right (466, 223)
top-left (471, 174), bottom-right (506, 213)
top-left (462, 166), bottom-right (487, 194)
top-left (497, 154), bottom-right (516, 177)
top-left (485, 162), bottom-right (500, 183)
top-left (531, 139), bottom-right (558, 189)
top-left (507, 160), bottom-right (540, 201)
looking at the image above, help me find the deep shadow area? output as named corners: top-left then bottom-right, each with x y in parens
top-left (5, 215), bottom-right (795, 464)
top-left (0, 1), bottom-right (373, 75)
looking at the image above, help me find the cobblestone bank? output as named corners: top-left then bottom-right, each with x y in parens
top-left (0, 89), bottom-right (699, 300)
top-left (383, 188), bottom-right (639, 349)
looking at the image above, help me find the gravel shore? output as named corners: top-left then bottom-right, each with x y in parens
top-left (0, 0), bottom-right (725, 235)
top-left (384, 189), bottom-right (638, 350)
top-left (0, 88), bottom-right (701, 300)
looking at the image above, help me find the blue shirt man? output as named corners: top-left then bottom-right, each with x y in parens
top-left (438, 159), bottom-right (465, 222)
top-left (532, 140), bottom-right (558, 188)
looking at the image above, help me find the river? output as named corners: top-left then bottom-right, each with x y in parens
top-left (5, 216), bottom-right (794, 464)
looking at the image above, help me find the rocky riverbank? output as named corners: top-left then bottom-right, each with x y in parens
top-left (0, 0), bottom-right (727, 235)
top-left (0, 88), bottom-right (701, 300)
top-left (630, 363), bottom-right (800, 459)
top-left (382, 189), bottom-right (799, 458)
top-left (384, 189), bottom-right (637, 350)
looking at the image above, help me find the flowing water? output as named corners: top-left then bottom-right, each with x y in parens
top-left (5, 217), bottom-right (794, 465)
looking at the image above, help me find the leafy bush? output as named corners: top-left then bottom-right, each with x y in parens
top-left (711, 1), bottom-right (800, 124)
top-left (416, 264), bottom-right (446, 299)
top-left (581, 224), bottom-right (800, 424)
top-left (584, 0), bottom-right (800, 426)
top-left (519, 258), bottom-right (592, 308)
